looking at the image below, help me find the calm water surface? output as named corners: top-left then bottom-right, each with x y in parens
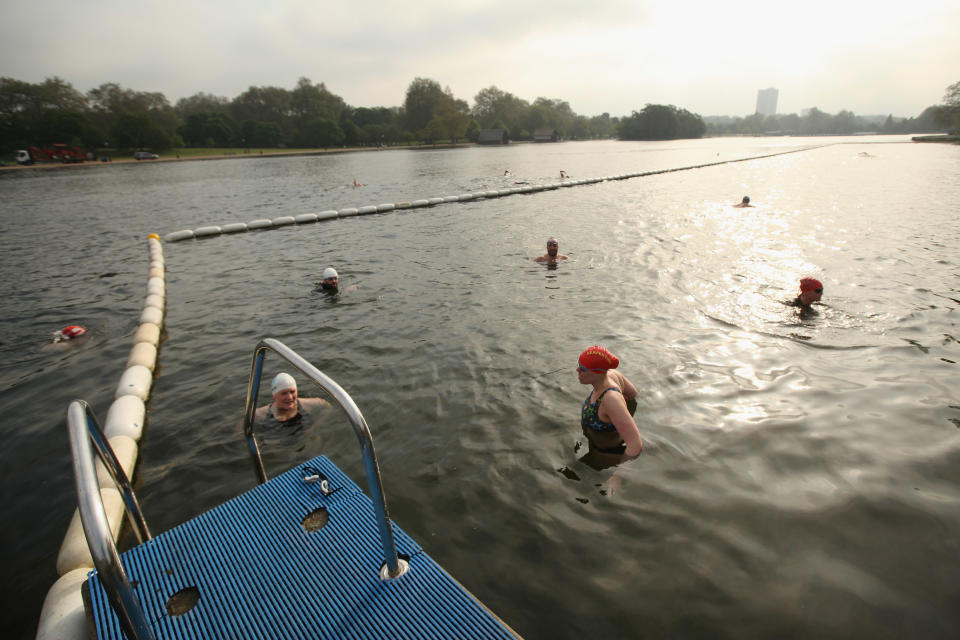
top-left (2, 137), bottom-right (959, 639)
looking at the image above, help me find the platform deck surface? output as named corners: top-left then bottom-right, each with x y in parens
top-left (85, 456), bottom-right (517, 639)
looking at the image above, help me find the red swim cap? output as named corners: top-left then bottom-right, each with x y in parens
top-left (799, 278), bottom-right (823, 293)
top-left (61, 325), bottom-right (87, 339)
top-left (579, 345), bottom-right (619, 371)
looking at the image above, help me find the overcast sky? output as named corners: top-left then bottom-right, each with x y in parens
top-left (3, 0), bottom-right (958, 118)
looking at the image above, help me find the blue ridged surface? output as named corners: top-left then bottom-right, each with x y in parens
top-left (86, 456), bottom-right (518, 639)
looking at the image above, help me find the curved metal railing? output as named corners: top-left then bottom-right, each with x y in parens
top-left (241, 338), bottom-right (403, 578)
top-left (67, 400), bottom-right (155, 640)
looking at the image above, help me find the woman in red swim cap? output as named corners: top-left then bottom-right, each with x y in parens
top-left (793, 277), bottom-right (823, 308)
top-left (577, 345), bottom-right (643, 462)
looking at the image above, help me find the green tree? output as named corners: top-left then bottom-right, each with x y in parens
top-left (934, 81), bottom-right (960, 133)
top-left (112, 113), bottom-right (172, 150)
top-left (302, 117), bottom-right (344, 147)
top-left (291, 77), bottom-right (345, 126)
top-left (88, 82), bottom-right (177, 147)
top-left (465, 119), bottom-right (481, 142)
top-left (403, 77), bottom-right (446, 133)
top-left (175, 92), bottom-right (230, 117)
top-left (341, 120), bottom-right (361, 146)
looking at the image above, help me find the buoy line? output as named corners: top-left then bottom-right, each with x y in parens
top-left (163, 145), bottom-right (831, 243)
top-left (36, 234), bottom-right (166, 640)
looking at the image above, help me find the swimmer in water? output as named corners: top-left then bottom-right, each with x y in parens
top-left (52, 325), bottom-right (87, 342)
top-left (789, 277), bottom-right (823, 309)
top-left (577, 345), bottom-right (643, 462)
top-left (534, 237), bottom-right (569, 263)
top-left (254, 372), bottom-right (331, 424)
top-left (560, 170), bottom-right (568, 179)
top-left (316, 267), bottom-right (358, 295)
top-left (353, 178), bottom-right (363, 187)
top-left (733, 196), bottom-right (753, 208)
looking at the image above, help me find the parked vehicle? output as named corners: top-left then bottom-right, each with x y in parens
top-left (133, 151), bottom-right (159, 160)
top-left (15, 144), bottom-right (87, 165)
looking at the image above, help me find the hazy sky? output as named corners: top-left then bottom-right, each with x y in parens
top-left (3, 0), bottom-right (958, 118)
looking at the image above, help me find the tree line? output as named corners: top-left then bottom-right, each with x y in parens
top-left (2, 75), bottom-right (956, 157)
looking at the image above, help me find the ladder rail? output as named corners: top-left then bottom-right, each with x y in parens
top-left (241, 337), bottom-right (403, 578)
top-left (67, 399), bottom-right (155, 640)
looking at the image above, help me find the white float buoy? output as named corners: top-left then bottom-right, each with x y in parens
top-left (133, 322), bottom-right (160, 347)
top-left (138, 306), bottom-right (163, 326)
top-left (194, 226), bottom-right (222, 237)
top-left (146, 277), bottom-right (164, 297)
top-left (338, 208), bottom-right (359, 217)
top-left (56, 488), bottom-right (124, 575)
top-left (357, 206), bottom-right (378, 215)
top-left (35, 568), bottom-right (90, 640)
top-left (272, 216), bottom-right (295, 226)
top-left (164, 230), bottom-right (194, 242)
top-left (127, 342), bottom-right (158, 371)
top-left (410, 199), bottom-right (429, 208)
top-left (376, 204), bottom-right (395, 212)
top-left (95, 436), bottom-right (139, 488)
top-left (221, 222), bottom-right (248, 234)
top-left (428, 197), bottom-right (444, 205)
top-left (104, 395), bottom-right (145, 441)
top-left (316, 210), bottom-right (339, 220)
top-left (294, 213), bottom-right (318, 224)
top-left (115, 365), bottom-right (153, 400)
top-left (247, 219), bottom-right (272, 229)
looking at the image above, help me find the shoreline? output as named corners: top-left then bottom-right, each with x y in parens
top-left (0, 142), bottom-right (473, 172)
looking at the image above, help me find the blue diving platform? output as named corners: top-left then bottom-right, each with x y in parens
top-left (84, 455), bottom-right (518, 639)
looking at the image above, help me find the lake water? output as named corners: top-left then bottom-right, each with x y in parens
top-left (2, 136), bottom-right (959, 639)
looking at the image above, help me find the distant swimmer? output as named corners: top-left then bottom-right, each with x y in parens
top-left (504, 169), bottom-right (511, 176)
top-left (255, 372), bottom-right (331, 425)
top-left (53, 325), bottom-right (87, 342)
top-left (315, 267), bottom-right (358, 295)
top-left (560, 170), bottom-right (568, 179)
top-left (577, 345), bottom-right (643, 460)
top-left (353, 178), bottom-right (363, 187)
top-left (788, 277), bottom-right (823, 309)
top-left (733, 196), bottom-right (753, 208)
top-left (534, 236), bottom-right (569, 263)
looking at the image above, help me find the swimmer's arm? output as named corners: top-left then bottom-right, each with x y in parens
top-left (299, 397), bottom-right (332, 410)
top-left (617, 373), bottom-right (638, 402)
top-left (254, 405), bottom-right (270, 421)
top-left (605, 395), bottom-right (643, 458)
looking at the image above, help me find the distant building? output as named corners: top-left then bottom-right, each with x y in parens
top-left (533, 128), bottom-right (559, 142)
top-left (477, 129), bottom-right (509, 145)
top-left (756, 88), bottom-right (779, 116)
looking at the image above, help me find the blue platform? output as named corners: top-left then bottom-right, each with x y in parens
top-left (84, 456), bottom-right (519, 639)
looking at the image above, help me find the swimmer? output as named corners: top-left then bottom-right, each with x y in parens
top-left (733, 196), bottom-right (753, 208)
top-left (789, 277), bottom-right (823, 309)
top-left (353, 178), bottom-right (363, 187)
top-left (560, 170), bottom-right (568, 179)
top-left (534, 237), bottom-right (569, 263)
top-left (254, 372), bottom-right (331, 424)
top-left (577, 345), bottom-right (643, 460)
top-left (315, 267), bottom-right (358, 295)
top-left (52, 325), bottom-right (87, 342)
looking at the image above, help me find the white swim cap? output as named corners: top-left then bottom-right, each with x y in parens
top-left (322, 267), bottom-right (338, 280)
top-left (271, 372), bottom-right (297, 394)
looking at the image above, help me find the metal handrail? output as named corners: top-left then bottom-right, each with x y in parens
top-left (242, 338), bottom-right (403, 578)
top-left (67, 400), bottom-right (155, 640)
